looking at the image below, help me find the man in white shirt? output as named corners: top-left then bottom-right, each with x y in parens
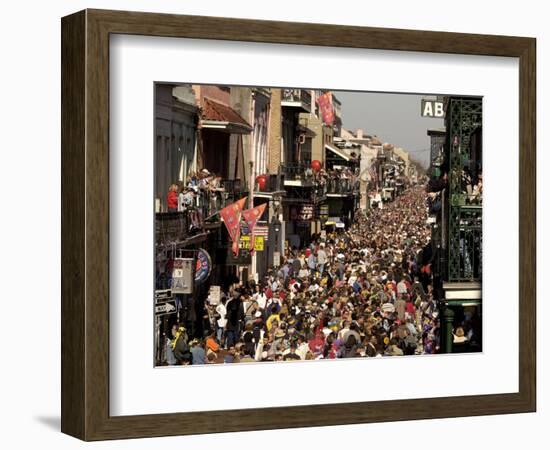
top-left (215, 299), bottom-right (227, 343)
top-left (317, 244), bottom-right (327, 274)
top-left (252, 288), bottom-right (267, 310)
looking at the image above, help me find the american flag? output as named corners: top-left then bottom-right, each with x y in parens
top-left (254, 225), bottom-right (269, 237)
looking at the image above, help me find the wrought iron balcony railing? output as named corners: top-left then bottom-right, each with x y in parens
top-left (281, 89), bottom-right (312, 112)
top-left (155, 178), bottom-right (249, 245)
top-left (280, 162), bottom-right (314, 182)
top-left (155, 210), bottom-right (196, 246)
top-left (448, 205), bottom-right (482, 282)
top-left (326, 177), bottom-right (358, 195)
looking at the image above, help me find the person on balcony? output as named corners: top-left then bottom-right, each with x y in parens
top-left (208, 174), bottom-right (224, 212)
top-left (180, 186), bottom-right (194, 210)
top-left (167, 183), bottom-right (179, 212)
top-left (471, 171), bottom-right (483, 204)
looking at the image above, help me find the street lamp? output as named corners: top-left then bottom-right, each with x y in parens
top-left (271, 215), bottom-right (282, 268)
top-left (272, 216), bottom-right (281, 234)
top-left (271, 195), bottom-right (282, 268)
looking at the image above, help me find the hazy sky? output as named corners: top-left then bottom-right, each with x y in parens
top-left (333, 91), bottom-right (444, 168)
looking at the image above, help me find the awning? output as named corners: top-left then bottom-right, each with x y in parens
top-left (326, 217), bottom-right (345, 228)
top-left (200, 98), bottom-right (253, 134)
top-left (325, 143), bottom-right (350, 162)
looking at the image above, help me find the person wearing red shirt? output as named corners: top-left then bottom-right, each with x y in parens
top-left (167, 183), bottom-right (178, 212)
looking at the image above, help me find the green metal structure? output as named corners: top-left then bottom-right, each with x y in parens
top-left (446, 97), bottom-right (483, 282)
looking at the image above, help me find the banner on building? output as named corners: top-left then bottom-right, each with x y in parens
top-left (241, 203), bottom-right (267, 254)
top-left (317, 91), bottom-right (335, 126)
top-left (220, 197), bottom-right (247, 256)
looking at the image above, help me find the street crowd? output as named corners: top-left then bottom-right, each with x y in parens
top-left (163, 184), bottom-right (447, 365)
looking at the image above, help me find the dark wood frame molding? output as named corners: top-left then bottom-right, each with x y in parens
top-left (61, 9), bottom-right (536, 441)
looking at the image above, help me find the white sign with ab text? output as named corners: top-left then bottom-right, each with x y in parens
top-left (421, 99), bottom-right (444, 118)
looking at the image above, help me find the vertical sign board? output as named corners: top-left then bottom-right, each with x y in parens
top-left (253, 236), bottom-right (265, 251)
top-left (171, 258), bottom-right (194, 294)
top-left (421, 99), bottom-right (445, 118)
top-left (319, 204), bottom-right (329, 223)
top-left (208, 285), bottom-right (221, 305)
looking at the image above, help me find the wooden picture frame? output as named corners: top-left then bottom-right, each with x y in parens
top-left (61, 9), bottom-right (536, 441)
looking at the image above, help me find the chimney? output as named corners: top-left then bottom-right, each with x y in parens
top-left (356, 128), bottom-right (363, 139)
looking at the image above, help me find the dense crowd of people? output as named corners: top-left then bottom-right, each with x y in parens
top-left (162, 185), bottom-right (449, 366)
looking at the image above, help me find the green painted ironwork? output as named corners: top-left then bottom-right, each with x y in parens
top-left (446, 98), bottom-right (482, 281)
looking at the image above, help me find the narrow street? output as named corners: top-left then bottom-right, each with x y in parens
top-left (165, 184), bottom-right (447, 364)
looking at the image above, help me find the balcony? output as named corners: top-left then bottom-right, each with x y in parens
top-left (254, 173), bottom-right (286, 197)
top-left (326, 177), bottom-right (359, 197)
top-left (281, 89), bottom-right (312, 113)
top-left (280, 162), bottom-right (314, 187)
top-left (155, 178), bottom-right (248, 249)
top-left (448, 205), bottom-right (482, 282)
top-left (155, 210), bottom-right (209, 250)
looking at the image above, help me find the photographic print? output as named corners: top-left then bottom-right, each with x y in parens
top-left (154, 84), bottom-right (483, 367)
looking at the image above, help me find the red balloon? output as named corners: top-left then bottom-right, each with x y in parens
top-left (311, 160), bottom-right (322, 172)
top-left (256, 174), bottom-right (268, 190)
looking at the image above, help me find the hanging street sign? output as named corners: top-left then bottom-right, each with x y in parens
top-left (319, 204), bottom-right (329, 222)
top-left (239, 233), bottom-right (265, 251)
top-left (253, 235), bottom-right (265, 251)
top-left (239, 235), bottom-right (251, 249)
top-left (155, 289), bottom-right (173, 304)
top-left (171, 257), bottom-right (194, 294)
top-left (155, 301), bottom-right (177, 315)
